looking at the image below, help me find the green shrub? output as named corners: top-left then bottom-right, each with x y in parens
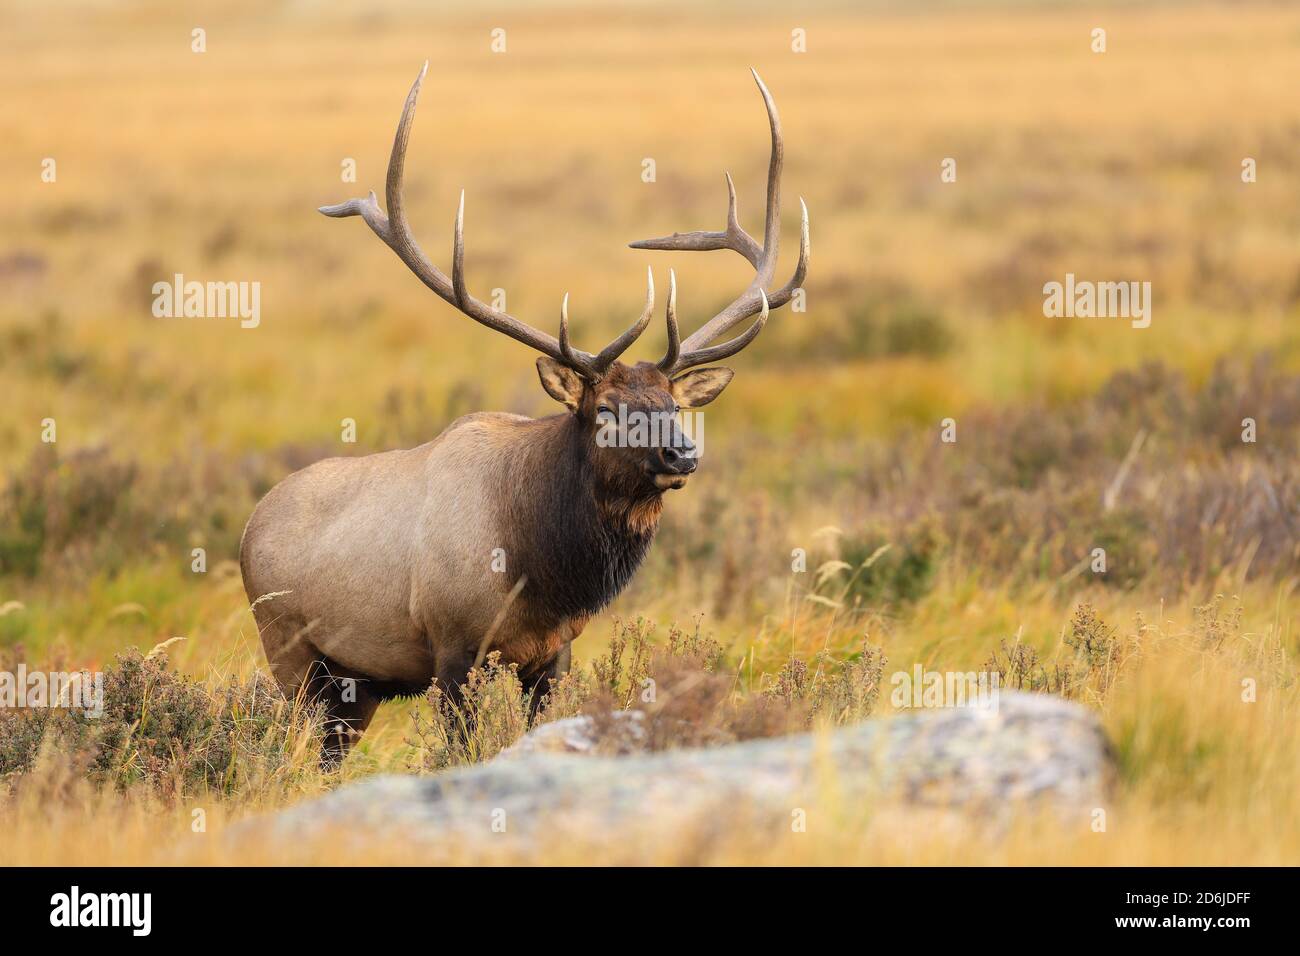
top-left (0, 648), bottom-right (322, 798)
top-left (837, 521), bottom-right (944, 608)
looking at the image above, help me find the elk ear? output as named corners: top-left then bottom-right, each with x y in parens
top-left (536, 356), bottom-right (585, 411)
top-left (670, 367), bottom-right (734, 408)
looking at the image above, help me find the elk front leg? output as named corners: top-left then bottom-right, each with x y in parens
top-left (304, 656), bottom-right (383, 769)
top-left (433, 646), bottom-right (476, 712)
top-left (523, 643), bottom-right (572, 721)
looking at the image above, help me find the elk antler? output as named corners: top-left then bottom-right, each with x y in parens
top-left (320, 61), bottom-right (654, 380)
top-left (630, 69), bottom-right (810, 375)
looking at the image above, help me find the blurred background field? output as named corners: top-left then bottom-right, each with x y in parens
top-left (0, 0), bottom-right (1297, 864)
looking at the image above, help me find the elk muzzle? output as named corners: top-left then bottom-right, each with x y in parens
top-left (653, 426), bottom-right (698, 489)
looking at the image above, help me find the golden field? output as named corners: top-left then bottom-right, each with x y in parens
top-left (0, 0), bottom-right (1297, 865)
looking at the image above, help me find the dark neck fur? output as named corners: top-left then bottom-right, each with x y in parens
top-left (501, 414), bottom-right (663, 629)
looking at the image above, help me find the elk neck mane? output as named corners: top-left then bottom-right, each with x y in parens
top-left (498, 412), bottom-right (663, 628)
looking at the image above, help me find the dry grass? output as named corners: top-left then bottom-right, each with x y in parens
top-left (2, 586), bottom-right (1296, 865)
top-left (1, 0), bottom-right (1299, 864)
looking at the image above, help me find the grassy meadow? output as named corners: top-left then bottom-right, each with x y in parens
top-left (1, 0), bottom-right (1298, 864)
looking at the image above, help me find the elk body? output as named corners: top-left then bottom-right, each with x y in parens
top-left (240, 64), bottom-right (809, 761)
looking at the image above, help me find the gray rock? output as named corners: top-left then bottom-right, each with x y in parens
top-left (496, 710), bottom-right (646, 758)
top-left (250, 691), bottom-right (1115, 849)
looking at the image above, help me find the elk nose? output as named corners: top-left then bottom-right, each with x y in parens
top-left (660, 438), bottom-right (698, 474)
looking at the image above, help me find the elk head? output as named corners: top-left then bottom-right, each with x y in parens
top-left (320, 63), bottom-right (809, 494)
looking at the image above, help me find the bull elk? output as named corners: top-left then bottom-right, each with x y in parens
top-left (240, 64), bottom-right (809, 761)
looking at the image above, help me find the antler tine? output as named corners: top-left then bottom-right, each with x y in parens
top-left (675, 197), bottom-right (807, 367)
top-left (451, 189), bottom-right (468, 306)
top-left (558, 293), bottom-right (596, 376)
top-left (676, 195), bottom-right (808, 356)
top-left (751, 67), bottom-right (784, 288)
top-left (629, 172), bottom-right (762, 267)
top-left (768, 196), bottom-right (810, 306)
top-left (657, 269), bottom-right (680, 371)
top-left (675, 68), bottom-right (786, 355)
top-left (589, 266), bottom-right (656, 373)
top-left (628, 67), bottom-right (781, 272)
top-left (628, 69), bottom-right (808, 374)
top-left (672, 290), bottom-right (769, 374)
top-left (320, 62), bottom-right (607, 374)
